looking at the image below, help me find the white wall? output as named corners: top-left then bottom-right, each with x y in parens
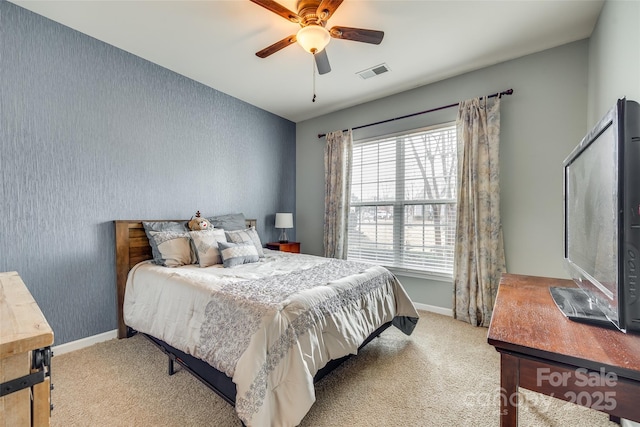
top-left (588, 0), bottom-right (640, 126)
top-left (296, 41), bottom-right (589, 308)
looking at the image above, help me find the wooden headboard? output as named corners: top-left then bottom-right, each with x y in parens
top-left (114, 219), bottom-right (257, 339)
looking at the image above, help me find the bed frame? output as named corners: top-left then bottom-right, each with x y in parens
top-left (114, 219), bottom-right (391, 410)
top-left (114, 219), bottom-right (257, 339)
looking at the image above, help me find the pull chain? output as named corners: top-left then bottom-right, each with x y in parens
top-left (312, 54), bottom-right (317, 103)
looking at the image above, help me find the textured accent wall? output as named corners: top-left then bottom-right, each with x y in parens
top-left (0, 2), bottom-right (296, 345)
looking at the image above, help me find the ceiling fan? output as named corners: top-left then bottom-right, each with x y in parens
top-left (250, 0), bottom-right (384, 75)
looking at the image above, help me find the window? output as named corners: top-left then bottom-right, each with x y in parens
top-left (348, 123), bottom-right (457, 277)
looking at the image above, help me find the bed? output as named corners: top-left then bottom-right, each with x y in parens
top-left (115, 218), bottom-right (419, 427)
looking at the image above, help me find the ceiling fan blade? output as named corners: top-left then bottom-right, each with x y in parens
top-left (255, 34), bottom-right (297, 58)
top-left (249, 0), bottom-right (300, 23)
top-left (329, 26), bottom-right (384, 44)
top-left (314, 49), bottom-right (331, 75)
top-left (316, 0), bottom-right (343, 21)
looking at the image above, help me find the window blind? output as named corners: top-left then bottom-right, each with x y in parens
top-left (348, 123), bottom-right (457, 276)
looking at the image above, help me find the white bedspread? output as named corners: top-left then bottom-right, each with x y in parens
top-left (123, 249), bottom-right (419, 427)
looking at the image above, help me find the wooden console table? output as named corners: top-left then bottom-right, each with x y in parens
top-left (488, 274), bottom-right (640, 426)
top-left (0, 271), bottom-right (54, 427)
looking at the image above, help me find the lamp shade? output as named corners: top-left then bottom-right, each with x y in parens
top-left (296, 25), bottom-right (330, 54)
top-left (275, 213), bottom-right (294, 229)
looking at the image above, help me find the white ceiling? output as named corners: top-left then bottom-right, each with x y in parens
top-left (10, 0), bottom-right (604, 123)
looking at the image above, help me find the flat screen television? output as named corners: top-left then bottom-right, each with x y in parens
top-left (550, 98), bottom-right (640, 333)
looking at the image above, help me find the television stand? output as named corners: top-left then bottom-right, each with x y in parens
top-left (488, 274), bottom-right (640, 426)
top-left (549, 286), bottom-right (618, 330)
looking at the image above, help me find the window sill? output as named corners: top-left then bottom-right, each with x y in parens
top-left (386, 266), bottom-right (453, 283)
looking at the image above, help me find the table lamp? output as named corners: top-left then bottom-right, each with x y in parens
top-left (275, 213), bottom-right (293, 243)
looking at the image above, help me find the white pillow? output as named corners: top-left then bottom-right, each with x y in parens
top-left (189, 229), bottom-right (227, 267)
top-left (225, 227), bottom-right (264, 258)
top-left (147, 230), bottom-right (192, 267)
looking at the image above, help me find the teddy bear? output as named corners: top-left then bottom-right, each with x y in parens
top-left (188, 211), bottom-right (212, 231)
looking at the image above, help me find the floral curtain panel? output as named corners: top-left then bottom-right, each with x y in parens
top-left (324, 129), bottom-right (353, 259)
top-left (453, 97), bottom-right (506, 327)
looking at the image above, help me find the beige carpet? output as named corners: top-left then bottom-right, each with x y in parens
top-left (50, 311), bottom-right (617, 426)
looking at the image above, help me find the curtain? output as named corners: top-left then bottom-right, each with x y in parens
top-left (453, 97), bottom-right (506, 327)
top-left (324, 129), bottom-right (353, 259)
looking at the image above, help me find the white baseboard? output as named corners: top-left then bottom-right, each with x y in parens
top-left (52, 329), bottom-right (118, 356)
top-left (622, 419), bottom-right (640, 427)
top-left (414, 302), bottom-right (453, 317)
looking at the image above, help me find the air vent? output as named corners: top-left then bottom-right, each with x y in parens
top-left (356, 63), bottom-right (390, 80)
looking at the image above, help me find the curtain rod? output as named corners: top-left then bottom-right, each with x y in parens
top-left (317, 88), bottom-right (514, 139)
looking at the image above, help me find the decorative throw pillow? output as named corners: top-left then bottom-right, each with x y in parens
top-left (207, 213), bottom-right (246, 231)
top-left (225, 227), bottom-right (265, 258)
top-left (189, 229), bottom-right (227, 267)
top-left (147, 230), bottom-right (192, 267)
top-left (142, 221), bottom-right (189, 265)
top-left (217, 241), bottom-right (259, 268)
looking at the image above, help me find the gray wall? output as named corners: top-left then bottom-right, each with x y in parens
top-left (296, 41), bottom-right (590, 309)
top-left (587, 0), bottom-right (640, 124)
top-left (1, 2), bottom-right (296, 345)
top-left (590, 6), bottom-right (640, 427)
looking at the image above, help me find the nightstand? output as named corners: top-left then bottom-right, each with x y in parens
top-left (265, 242), bottom-right (300, 253)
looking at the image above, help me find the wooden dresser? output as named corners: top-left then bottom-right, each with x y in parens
top-left (488, 274), bottom-right (640, 426)
top-left (0, 271), bottom-right (54, 427)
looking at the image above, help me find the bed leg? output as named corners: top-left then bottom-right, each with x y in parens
top-left (168, 354), bottom-right (176, 376)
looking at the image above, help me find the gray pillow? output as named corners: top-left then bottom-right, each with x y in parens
top-left (142, 221), bottom-right (188, 265)
top-left (207, 213), bottom-right (246, 231)
top-left (217, 241), bottom-right (259, 268)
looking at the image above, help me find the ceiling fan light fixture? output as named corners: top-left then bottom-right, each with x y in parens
top-left (296, 25), bottom-right (330, 54)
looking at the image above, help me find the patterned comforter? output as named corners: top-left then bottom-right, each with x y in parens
top-left (123, 250), bottom-right (419, 426)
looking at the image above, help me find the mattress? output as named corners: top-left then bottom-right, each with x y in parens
top-left (123, 249), bottom-right (419, 426)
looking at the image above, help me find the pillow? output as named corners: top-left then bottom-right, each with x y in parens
top-left (189, 229), bottom-right (227, 267)
top-left (142, 221), bottom-right (189, 265)
top-left (225, 227), bottom-right (265, 258)
top-left (207, 213), bottom-right (246, 231)
top-left (218, 241), bottom-right (259, 268)
top-left (147, 230), bottom-right (191, 267)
